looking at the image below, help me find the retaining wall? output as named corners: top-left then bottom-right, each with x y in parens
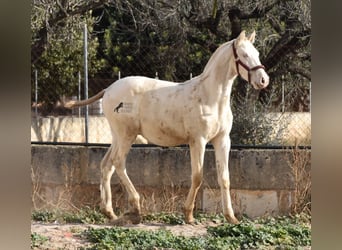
top-left (31, 145), bottom-right (310, 219)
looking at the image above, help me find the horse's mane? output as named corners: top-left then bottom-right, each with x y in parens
top-left (178, 40), bottom-right (234, 86)
top-left (201, 40), bottom-right (234, 79)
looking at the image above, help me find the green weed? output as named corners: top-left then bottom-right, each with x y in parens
top-left (32, 207), bottom-right (107, 224)
top-left (31, 210), bottom-right (55, 222)
top-left (84, 227), bottom-right (206, 250)
top-left (31, 210), bottom-right (310, 250)
top-left (83, 214), bottom-right (311, 250)
top-left (207, 214), bottom-right (311, 249)
top-left (31, 232), bottom-right (48, 249)
top-left (142, 212), bottom-right (185, 225)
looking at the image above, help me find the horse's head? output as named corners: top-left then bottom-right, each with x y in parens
top-left (233, 31), bottom-right (269, 90)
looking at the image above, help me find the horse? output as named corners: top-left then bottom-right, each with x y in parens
top-left (65, 30), bottom-right (269, 225)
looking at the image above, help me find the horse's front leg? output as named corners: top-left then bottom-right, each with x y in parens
top-left (184, 138), bottom-right (206, 224)
top-left (212, 133), bottom-right (239, 224)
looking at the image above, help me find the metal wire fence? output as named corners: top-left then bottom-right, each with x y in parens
top-left (31, 26), bottom-right (311, 147)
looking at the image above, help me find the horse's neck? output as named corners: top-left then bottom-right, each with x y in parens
top-left (199, 42), bottom-right (237, 106)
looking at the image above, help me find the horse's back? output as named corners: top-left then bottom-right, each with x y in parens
top-left (102, 76), bottom-right (194, 146)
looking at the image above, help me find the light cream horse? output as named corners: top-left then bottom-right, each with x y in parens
top-left (65, 30), bottom-right (269, 225)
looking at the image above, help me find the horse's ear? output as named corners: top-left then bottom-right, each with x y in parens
top-left (236, 30), bottom-right (246, 45)
top-left (248, 30), bottom-right (256, 44)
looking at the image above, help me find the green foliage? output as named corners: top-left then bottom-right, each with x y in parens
top-left (31, 0), bottom-right (311, 115)
top-left (31, 3), bottom-right (105, 108)
top-left (194, 212), bottom-right (226, 224)
top-left (31, 232), bottom-right (48, 249)
top-left (207, 215), bottom-right (311, 249)
top-left (32, 20), bottom-right (105, 107)
top-left (32, 210), bottom-right (56, 222)
top-left (100, 5), bottom-right (212, 82)
top-left (84, 227), bottom-right (207, 250)
top-left (60, 207), bottom-right (107, 224)
top-left (142, 212), bottom-right (185, 225)
top-left (32, 207), bottom-right (107, 224)
top-left (230, 87), bottom-right (276, 145)
top-left (82, 214), bottom-right (311, 250)
top-left (142, 212), bottom-right (228, 225)
top-left (31, 210), bottom-right (310, 249)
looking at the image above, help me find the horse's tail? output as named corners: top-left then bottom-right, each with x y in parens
top-left (64, 89), bottom-right (106, 108)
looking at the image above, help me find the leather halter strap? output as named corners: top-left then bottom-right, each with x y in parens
top-left (232, 41), bottom-right (265, 83)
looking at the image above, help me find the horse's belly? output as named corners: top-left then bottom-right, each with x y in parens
top-left (140, 122), bottom-right (188, 146)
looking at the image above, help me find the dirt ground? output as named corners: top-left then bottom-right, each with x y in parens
top-left (31, 221), bottom-right (213, 249)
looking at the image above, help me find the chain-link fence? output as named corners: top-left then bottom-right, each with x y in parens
top-left (31, 25), bottom-right (311, 147)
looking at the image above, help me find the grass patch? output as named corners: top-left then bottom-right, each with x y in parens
top-left (207, 214), bottom-right (311, 249)
top-left (32, 207), bottom-right (107, 224)
top-left (142, 212), bottom-right (226, 225)
top-left (31, 232), bottom-right (48, 249)
top-left (142, 212), bottom-right (185, 225)
top-left (82, 213), bottom-right (311, 250)
top-left (31, 209), bottom-right (310, 249)
top-left (83, 227), bottom-right (206, 250)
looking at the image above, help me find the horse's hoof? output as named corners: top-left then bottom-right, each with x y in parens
top-left (183, 208), bottom-right (194, 225)
top-left (101, 209), bottom-right (118, 221)
top-left (227, 216), bottom-right (239, 224)
top-left (185, 220), bottom-right (196, 225)
top-left (184, 215), bottom-right (195, 225)
top-left (110, 212), bottom-right (142, 226)
top-left (124, 211), bottom-right (142, 224)
top-left (111, 217), bottom-right (127, 226)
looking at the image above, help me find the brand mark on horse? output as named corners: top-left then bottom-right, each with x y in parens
top-left (114, 102), bottom-right (133, 113)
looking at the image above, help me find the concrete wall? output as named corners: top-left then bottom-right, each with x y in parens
top-left (31, 145), bottom-right (310, 219)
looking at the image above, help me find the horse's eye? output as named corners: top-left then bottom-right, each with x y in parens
top-left (243, 53), bottom-right (249, 58)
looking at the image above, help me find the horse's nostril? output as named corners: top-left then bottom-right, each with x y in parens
top-left (261, 77), bottom-right (265, 84)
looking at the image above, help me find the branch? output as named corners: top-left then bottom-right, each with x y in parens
top-left (181, 0), bottom-right (226, 40)
top-left (228, 0), bottom-right (282, 39)
top-left (187, 34), bottom-right (218, 52)
top-left (289, 66), bottom-right (311, 80)
top-left (263, 28), bottom-right (311, 70)
top-left (56, 0), bottom-right (68, 18)
top-left (238, 0), bottom-right (283, 20)
top-left (267, 15), bottom-right (283, 33)
top-left (67, 0), bottom-right (108, 19)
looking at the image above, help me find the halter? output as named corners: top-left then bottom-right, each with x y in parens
top-left (232, 41), bottom-right (265, 83)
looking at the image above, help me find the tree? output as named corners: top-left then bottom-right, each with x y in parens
top-left (90, 0), bottom-right (311, 145)
top-left (31, 0), bottom-right (311, 113)
top-left (31, 0), bottom-right (110, 64)
top-left (93, 0), bottom-right (310, 104)
top-left (92, 0), bottom-right (214, 81)
top-left (31, 0), bottom-right (108, 111)
top-left (225, 0), bottom-right (311, 110)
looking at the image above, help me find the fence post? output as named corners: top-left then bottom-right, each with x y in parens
top-left (34, 69), bottom-right (38, 117)
top-left (83, 23), bottom-right (89, 143)
top-left (281, 75), bottom-right (285, 113)
top-left (78, 71), bottom-right (81, 117)
top-left (309, 81), bottom-right (311, 113)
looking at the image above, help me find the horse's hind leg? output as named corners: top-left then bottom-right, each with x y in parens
top-left (100, 145), bottom-right (118, 220)
top-left (111, 135), bottom-right (141, 225)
